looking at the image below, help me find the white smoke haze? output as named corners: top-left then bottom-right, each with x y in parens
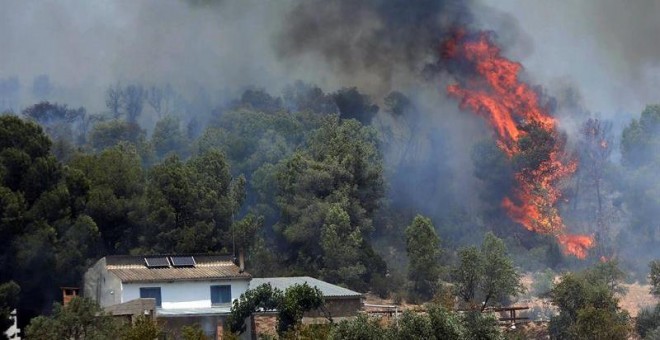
top-left (2, 0), bottom-right (660, 256)
top-left (2, 0), bottom-right (658, 118)
top-left (479, 0), bottom-right (660, 127)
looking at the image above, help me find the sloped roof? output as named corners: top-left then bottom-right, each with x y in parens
top-left (249, 276), bottom-right (362, 299)
top-left (104, 255), bottom-right (251, 283)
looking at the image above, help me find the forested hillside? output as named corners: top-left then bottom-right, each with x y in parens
top-left (1, 83), bottom-right (660, 335)
top-left (2, 1), bottom-right (660, 338)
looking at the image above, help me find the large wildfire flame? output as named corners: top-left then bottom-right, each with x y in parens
top-left (443, 30), bottom-right (594, 259)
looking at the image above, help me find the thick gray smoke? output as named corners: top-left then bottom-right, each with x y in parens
top-left (3, 0), bottom-right (660, 263)
top-left (275, 0), bottom-right (472, 94)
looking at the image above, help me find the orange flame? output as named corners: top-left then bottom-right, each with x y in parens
top-left (557, 235), bottom-right (595, 260)
top-left (444, 31), bottom-right (594, 259)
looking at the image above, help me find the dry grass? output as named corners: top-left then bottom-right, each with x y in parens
top-left (618, 281), bottom-right (658, 317)
top-left (363, 273), bottom-right (658, 318)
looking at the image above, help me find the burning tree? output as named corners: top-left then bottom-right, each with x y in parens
top-left (443, 30), bottom-right (594, 258)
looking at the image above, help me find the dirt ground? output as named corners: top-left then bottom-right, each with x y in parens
top-left (618, 281), bottom-right (658, 317)
top-left (363, 274), bottom-right (658, 317)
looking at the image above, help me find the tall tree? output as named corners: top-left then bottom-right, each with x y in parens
top-left (122, 84), bottom-right (145, 123)
top-left (0, 115), bottom-right (94, 328)
top-left (331, 87), bottom-right (379, 125)
top-left (320, 204), bottom-right (367, 288)
top-left (226, 283), bottom-right (323, 337)
top-left (69, 144), bottom-right (145, 253)
top-left (105, 83), bottom-right (123, 119)
top-left (25, 297), bottom-right (120, 340)
top-left (276, 116), bottom-right (386, 289)
top-left (141, 150), bottom-right (243, 253)
top-left (405, 215), bottom-right (441, 301)
top-left (549, 272), bottom-right (630, 340)
top-left (452, 233), bottom-right (523, 311)
top-left (151, 115), bottom-right (188, 160)
top-left (574, 118), bottom-right (614, 254)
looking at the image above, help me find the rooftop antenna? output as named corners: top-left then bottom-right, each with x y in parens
top-left (231, 176), bottom-right (236, 262)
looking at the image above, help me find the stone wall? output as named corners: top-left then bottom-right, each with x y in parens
top-left (305, 297), bottom-right (362, 318)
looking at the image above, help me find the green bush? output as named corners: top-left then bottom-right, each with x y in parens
top-left (637, 305), bottom-right (660, 339)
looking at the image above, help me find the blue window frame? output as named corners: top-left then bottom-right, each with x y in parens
top-left (139, 287), bottom-right (162, 307)
top-left (210, 285), bottom-right (231, 305)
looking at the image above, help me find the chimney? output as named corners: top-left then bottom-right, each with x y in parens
top-left (61, 287), bottom-right (80, 306)
top-left (238, 248), bottom-right (245, 273)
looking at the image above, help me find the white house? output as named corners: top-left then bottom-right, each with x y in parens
top-left (84, 254), bottom-right (251, 339)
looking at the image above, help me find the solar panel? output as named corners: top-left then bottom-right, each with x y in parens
top-left (170, 256), bottom-right (196, 267)
top-left (144, 257), bottom-right (170, 268)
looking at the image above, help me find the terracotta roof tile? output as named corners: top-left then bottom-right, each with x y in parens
top-left (104, 254), bottom-right (250, 283)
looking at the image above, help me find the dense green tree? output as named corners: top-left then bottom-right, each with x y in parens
top-left (227, 283), bottom-right (282, 334)
top-left (121, 315), bottom-right (162, 340)
top-left (89, 119), bottom-right (146, 152)
top-left (461, 311), bottom-right (503, 340)
top-left (277, 283), bottom-right (325, 335)
top-left (329, 304), bottom-right (489, 340)
top-left (405, 215), bottom-right (441, 301)
top-left (583, 259), bottom-right (627, 295)
top-left (69, 144), bottom-right (145, 253)
top-left (621, 105), bottom-right (660, 168)
top-left (331, 87), bottom-right (379, 125)
top-left (198, 108), bottom-right (321, 236)
top-left (549, 272), bottom-right (630, 340)
top-left (235, 88), bottom-right (283, 114)
top-left (386, 311), bottom-right (434, 340)
top-left (471, 140), bottom-right (514, 221)
top-left (452, 246), bottom-right (482, 306)
top-left (22, 102), bottom-right (86, 160)
top-left (650, 260), bottom-right (660, 297)
top-left (329, 313), bottom-right (386, 340)
top-left (636, 304), bottom-right (660, 339)
top-left (479, 233), bottom-right (524, 309)
top-left (152, 115), bottom-right (189, 159)
top-left (637, 260), bottom-right (660, 339)
top-left (25, 297), bottom-right (120, 340)
top-left (139, 149), bottom-right (246, 253)
top-left (384, 91), bottom-right (412, 117)
top-left (452, 233), bottom-right (523, 311)
top-left (276, 116), bottom-right (385, 289)
top-left (226, 283), bottom-right (323, 337)
top-left (282, 81), bottom-right (336, 114)
top-left (427, 305), bottom-right (466, 339)
top-left (320, 204), bottom-right (367, 287)
top-left (180, 324), bottom-right (208, 340)
top-left (616, 105), bottom-right (660, 274)
top-left (0, 115), bottom-right (94, 325)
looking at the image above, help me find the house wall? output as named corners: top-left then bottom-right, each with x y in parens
top-left (305, 297), bottom-right (363, 318)
top-left (83, 258), bottom-right (122, 308)
top-left (122, 279), bottom-right (249, 309)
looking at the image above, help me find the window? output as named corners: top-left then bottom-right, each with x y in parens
top-left (139, 287), bottom-right (162, 307)
top-left (210, 285), bottom-right (231, 306)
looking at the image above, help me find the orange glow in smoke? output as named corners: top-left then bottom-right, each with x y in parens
top-left (444, 31), bottom-right (594, 258)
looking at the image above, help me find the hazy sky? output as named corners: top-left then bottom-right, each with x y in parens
top-left (481, 0), bottom-right (660, 124)
top-left (1, 0), bottom-right (659, 123)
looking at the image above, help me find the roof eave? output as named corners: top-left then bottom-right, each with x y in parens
top-left (120, 275), bottom-right (252, 284)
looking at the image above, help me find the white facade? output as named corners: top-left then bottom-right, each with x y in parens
top-left (122, 279), bottom-right (249, 309)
